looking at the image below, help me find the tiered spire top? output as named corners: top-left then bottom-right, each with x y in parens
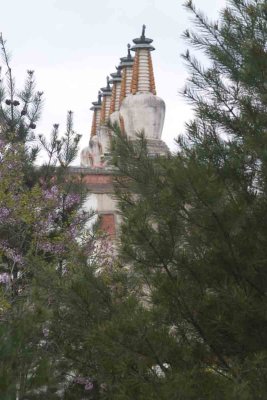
top-left (110, 66), bottom-right (122, 83)
top-left (120, 44), bottom-right (134, 67)
top-left (130, 25), bottom-right (156, 95)
top-left (110, 67), bottom-right (122, 114)
top-left (90, 25), bottom-right (157, 130)
top-left (90, 91), bottom-right (102, 137)
top-left (119, 44), bottom-right (135, 105)
top-left (100, 76), bottom-right (112, 124)
top-left (131, 25), bottom-right (155, 51)
top-left (101, 76), bottom-right (112, 95)
top-left (90, 91), bottom-right (102, 110)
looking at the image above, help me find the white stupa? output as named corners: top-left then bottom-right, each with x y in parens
top-left (80, 25), bottom-right (169, 168)
top-left (119, 25), bottom-right (167, 155)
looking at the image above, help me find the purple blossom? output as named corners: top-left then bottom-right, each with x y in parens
top-left (38, 241), bottom-right (65, 255)
top-left (0, 206), bottom-right (15, 225)
top-left (0, 241), bottom-right (24, 265)
top-left (43, 185), bottom-right (59, 201)
top-left (85, 382), bottom-right (94, 391)
top-left (64, 193), bottom-right (81, 209)
top-left (0, 272), bottom-right (10, 284)
top-left (34, 209), bottom-right (61, 232)
top-left (74, 376), bottom-right (94, 391)
top-left (68, 224), bottom-right (78, 240)
top-left (0, 207), bottom-right (11, 221)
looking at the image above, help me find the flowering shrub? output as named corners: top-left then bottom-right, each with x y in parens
top-left (0, 34), bottom-right (117, 400)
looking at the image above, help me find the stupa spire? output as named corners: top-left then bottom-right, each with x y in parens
top-left (130, 25), bottom-right (156, 95)
top-left (127, 42), bottom-right (131, 58)
top-left (119, 44), bottom-right (134, 105)
top-left (141, 24), bottom-right (146, 39)
top-left (109, 66), bottom-right (122, 115)
top-left (90, 91), bottom-right (102, 137)
top-left (100, 76), bottom-right (112, 124)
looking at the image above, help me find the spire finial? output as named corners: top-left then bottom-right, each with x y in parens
top-left (141, 24), bottom-right (146, 39)
top-left (115, 65), bottom-right (121, 77)
top-left (127, 43), bottom-right (131, 57)
top-left (98, 90), bottom-right (102, 104)
top-left (106, 76), bottom-right (110, 89)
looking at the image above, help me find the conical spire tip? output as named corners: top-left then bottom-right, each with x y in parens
top-left (132, 24), bottom-right (154, 48)
top-left (141, 24), bottom-right (146, 39)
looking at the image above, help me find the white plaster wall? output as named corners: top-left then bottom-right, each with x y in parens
top-left (80, 146), bottom-right (92, 167)
top-left (119, 93), bottom-right (165, 140)
top-left (84, 193), bottom-right (117, 215)
top-left (98, 126), bottom-right (111, 155)
top-left (84, 193), bottom-right (98, 212)
top-left (96, 193), bottom-right (117, 213)
top-left (83, 193), bottom-right (98, 229)
top-left (109, 111), bottom-right (120, 126)
top-left (90, 135), bottom-right (102, 166)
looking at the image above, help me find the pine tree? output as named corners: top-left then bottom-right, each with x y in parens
top-left (106, 0), bottom-right (267, 398)
top-left (29, 1), bottom-right (267, 398)
top-left (32, 1), bottom-right (267, 398)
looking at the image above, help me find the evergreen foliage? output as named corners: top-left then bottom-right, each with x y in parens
top-left (1, 0), bottom-right (267, 398)
top-left (0, 35), bottom-right (98, 399)
top-left (107, 0), bottom-right (267, 398)
top-left (37, 0), bottom-right (267, 398)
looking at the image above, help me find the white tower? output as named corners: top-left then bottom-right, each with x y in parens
top-left (119, 25), bottom-right (168, 155)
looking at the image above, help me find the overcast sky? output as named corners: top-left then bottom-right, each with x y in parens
top-left (1, 0), bottom-right (227, 163)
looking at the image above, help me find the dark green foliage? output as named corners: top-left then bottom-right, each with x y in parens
top-left (0, 36), bottom-right (91, 399)
top-left (30, 0), bottom-right (267, 398)
top-left (1, 0), bottom-right (267, 398)
top-left (107, 0), bottom-right (267, 398)
top-left (0, 35), bottom-right (43, 160)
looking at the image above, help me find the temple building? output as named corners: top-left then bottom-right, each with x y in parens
top-left (79, 26), bottom-right (169, 237)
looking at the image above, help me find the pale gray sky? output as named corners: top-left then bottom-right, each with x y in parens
top-left (1, 0), bottom-right (227, 162)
